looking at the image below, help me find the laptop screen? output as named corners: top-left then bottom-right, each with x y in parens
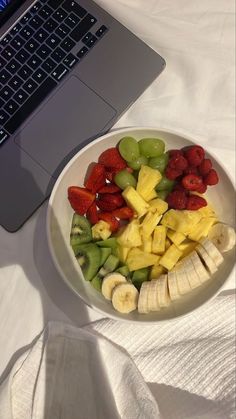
top-left (0, 0), bottom-right (25, 27)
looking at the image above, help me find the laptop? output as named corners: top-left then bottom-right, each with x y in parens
top-left (0, 0), bottom-right (165, 232)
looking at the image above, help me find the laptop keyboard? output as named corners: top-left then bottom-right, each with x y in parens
top-left (0, 0), bottom-right (108, 145)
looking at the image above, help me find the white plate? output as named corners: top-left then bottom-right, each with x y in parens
top-left (46, 127), bottom-right (235, 323)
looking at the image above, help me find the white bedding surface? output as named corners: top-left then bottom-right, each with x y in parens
top-left (0, 0), bottom-right (235, 384)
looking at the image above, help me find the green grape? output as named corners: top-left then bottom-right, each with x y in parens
top-left (118, 137), bottom-right (140, 162)
top-left (138, 138), bottom-right (165, 158)
top-left (114, 170), bottom-right (137, 189)
top-left (157, 190), bottom-right (170, 200)
top-left (148, 152), bottom-right (169, 173)
top-left (156, 176), bottom-right (175, 191)
top-left (128, 155), bottom-right (148, 170)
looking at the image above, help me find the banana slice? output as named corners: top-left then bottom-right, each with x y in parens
top-left (199, 238), bottom-right (224, 267)
top-left (175, 268), bottom-right (191, 295)
top-left (190, 251), bottom-right (210, 283)
top-left (196, 244), bottom-right (218, 274)
top-left (208, 223), bottom-right (236, 253)
top-left (147, 281), bottom-right (160, 311)
top-left (167, 271), bottom-right (181, 301)
top-left (156, 274), bottom-right (170, 307)
top-left (181, 256), bottom-right (202, 289)
top-left (101, 273), bottom-right (127, 300)
top-left (138, 281), bottom-right (150, 313)
top-left (112, 283), bottom-right (139, 314)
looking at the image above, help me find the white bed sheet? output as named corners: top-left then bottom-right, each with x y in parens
top-left (0, 0), bottom-right (235, 382)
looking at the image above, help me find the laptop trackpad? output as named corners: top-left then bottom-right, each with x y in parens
top-left (14, 76), bottom-right (116, 176)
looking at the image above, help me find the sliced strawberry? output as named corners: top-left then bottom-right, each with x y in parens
top-left (98, 184), bottom-right (121, 193)
top-left (168, 149), bottom-right (184, 158)
top-left (84, 163), bottom-right (106, 193)
top-left (96, 199), bottom-right (118, 211)
top-left (68, 186), bottom-right (95, 215)
top-left (86, 202), bottom-right (99, 225)
top-left (186, 195), bottom-right (207, 210)
top-left (195, 183), bottom-right (207, 194)
top-left (203, 169), bottom-right (219, 186)
top-left (181, 174), bottom-right (203, 191)
top-left (105, 168), bottom-right (120, 182)
top-left (165, 166), bottom-right (182, 180)
top-left (98, 147), bottom-right (127, 170)
top-left (168, 155), bottom-right (188, 171)
top-left (98, 212), bottom-right (120, 232)
top-left (97, 193), bottom-right (125, 211)
top-left (112, 206), bottom-right (134, 219)
top-left (166, 190), bottom-right (187, 210)
top-left (184, 166), bottom-right (199, 175)
top-left (198, 158), bottom-right (212, 176)
top-left (184, 145), bottom-right (205, 167)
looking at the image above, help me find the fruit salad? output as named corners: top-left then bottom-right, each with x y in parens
top-left (67, 136), bottom-right (236, 315)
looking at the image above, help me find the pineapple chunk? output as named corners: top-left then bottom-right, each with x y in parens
top-left (167, 229), bottom-right (186, 246)
top-left (165, 237), bottom-right (172, 250)
top-left (197, 204), bottom-right (217, 218)
top-left (188, 217), bottom-right (217, 242)
top-left (149, 198), bottom-right (168, 215)
top-left (117, 219), bottom-right (142, 248)
top-left (92, 221), bottom-right (111, 240)
top-left (177, 239), bottom-right (197, 258)
top-left (141, 210), bottom-right (162, 238)
top-left (117, 245), bottom-right (130, 263)
top-left (161, 209), bottom-right (202, 234)
top-left (122, 186), bottom-right (149, 217)
top-left (126, 248), bottom-right (159, 271)
top-left (136, 165), bottom-right (162, 201)
top-left (152, 225), bottom-right (167, 254)
top-left (145, 188), bottom-right (158, 201)
top-left (159, 244), bottom-right (183, 270)
top-left (149, 263), bottom-right (165, 280)
top-left (140, 235), bottom-right (152, 253)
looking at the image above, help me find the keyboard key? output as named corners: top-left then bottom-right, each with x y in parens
top-left (2, 46), bottom-right (16, 61)
top-left (15, 48), bottom-right (30, 64)
top-left (18, 64), bottom-right (33, 80)
top-left (60, 37), bottom-right (76, 52)
top-left (4, 99), bottom-right (19, 115)
top-left (0, 85), bottom-right (14, 101)
top-left (53, 7), bottom-right (67, 23)
top-left (42, 57), bottom-right (57, 72)
top-left (20, 25), bottom-right (34, 40)
top-left (10, 23), bottom-right (22, 37)
top-left (13, 89), bottom-right (29, 105)
top-left (29, 15), bottom-right (44, 30)
top-left (63, 53), bottom-right (78, 68)
top-left (5, 59), bottom-right (21, 75)
top-left (23, 78), bottom-right (38, 94)
top-left (5, 77), bottom-right (57, 134)
top-left (82, 32), bottom-right (92, 43)
top-left (96, 25), bottom-right (108, 38)
top-left (70, 14), bottom-right (97, 42)
top-left (62, 1), bottom-right (87, 18)
top-left (27, 54), bottom-right (42, 70)
top-left (0, 69), bottom-right (11, 84)
top-left (0, 129), bottom-right (10, 145)
top-left (8, 75), bottom-right (23, 91)
top-left (64, 13), bottom-right (80, 28)
top-left (30, 2), bottom-right (42, 14)
top-left (51, 47), bottom-right (66, 63)
top-left (76, 45), bottom-right (88, 59)
top-left (37, 44), bottom-right (52, 59)
top-left (0, 98), bottom-right (4, 108)
top-left (48, 0), bottom-right (64, 9)
top-left (34, 28), bottom-right (49, 43)
top-left (24, 39), bottom-right (40, 54)
top-left (51, 64), bottom-right (68, 81)
top-left (46, 34), bottom-right (60, 48)
top-left (20, 11), bottom-right (32, 25)
top-left (0, 57), bottom-right (7, 70)
top-left (43, 18), bottom-right (58, 33)
top-left (1, 34), bottom-right (12, 47)
top-left (0, 110), bottom-right (10, 125)
top-left (55, 23), bottom-right (70, 39)
top-left (38, 5), bottom-right (53, 20)
top-left (32, 68), bottom-right (47, 84)
top-left (11, 35), bottom-right (26, 51)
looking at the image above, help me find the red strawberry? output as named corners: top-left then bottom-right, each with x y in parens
top-left (184, 166), bottom-right (199, 175)
top-left (166, 190), bottom-right (187, 210)
top-left (112, 206), bottom-right (134, 219)
top-left (98, 148), bottom-right (127, 170)
top-left (186, 195), bottom-right (207, 210)
top-left (98, 212), bottom-right (120, 232)
top-left (97, 193), bottom-right (125, 211)
top-left (86, 202), bottom-right (99, 225)
top-left (181, 174), bottom-right (203, 191)
top-left (196, 183), bottom-right (207, 194)
top-left (198, 158), bottom-right (212, 176)
top-left (84, 163), bottom-right (106, 193)
top-left (68, 186), bottom-right (95, 215)
top-left (168, 149), bottom-right (184, 158)
top-left (173, 183), bottom-right (189, 193)
top-left (184, 145), bottom-right (205, 167)
top-left (203, 169), bottom-right (219, 186)
top-left (165, 166), bottom-right (182, 180)
top-left (98, 184), bottom-right (121, 193)
top-left (96, 200), bottom-right (117, 211)
top-left (168, 155), bottom-right (188, 171)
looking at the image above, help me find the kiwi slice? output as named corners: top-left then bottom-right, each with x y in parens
top-left (98, 254), bottom-right (119, 277)
top-left (99, 247), bottom-right (112, 266)
top-left (116, 265), bottom-right (130, 277)
top-left (91, 275), bottom-right (103, 292)
top-left (70, 213), bottom-right (92, 249)
top-left (74, 243), bottom-right (101, 281)
top-left (96, 238), bottom-right (117, 249)
top-left (132, 267), bottom-right (149, 290)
